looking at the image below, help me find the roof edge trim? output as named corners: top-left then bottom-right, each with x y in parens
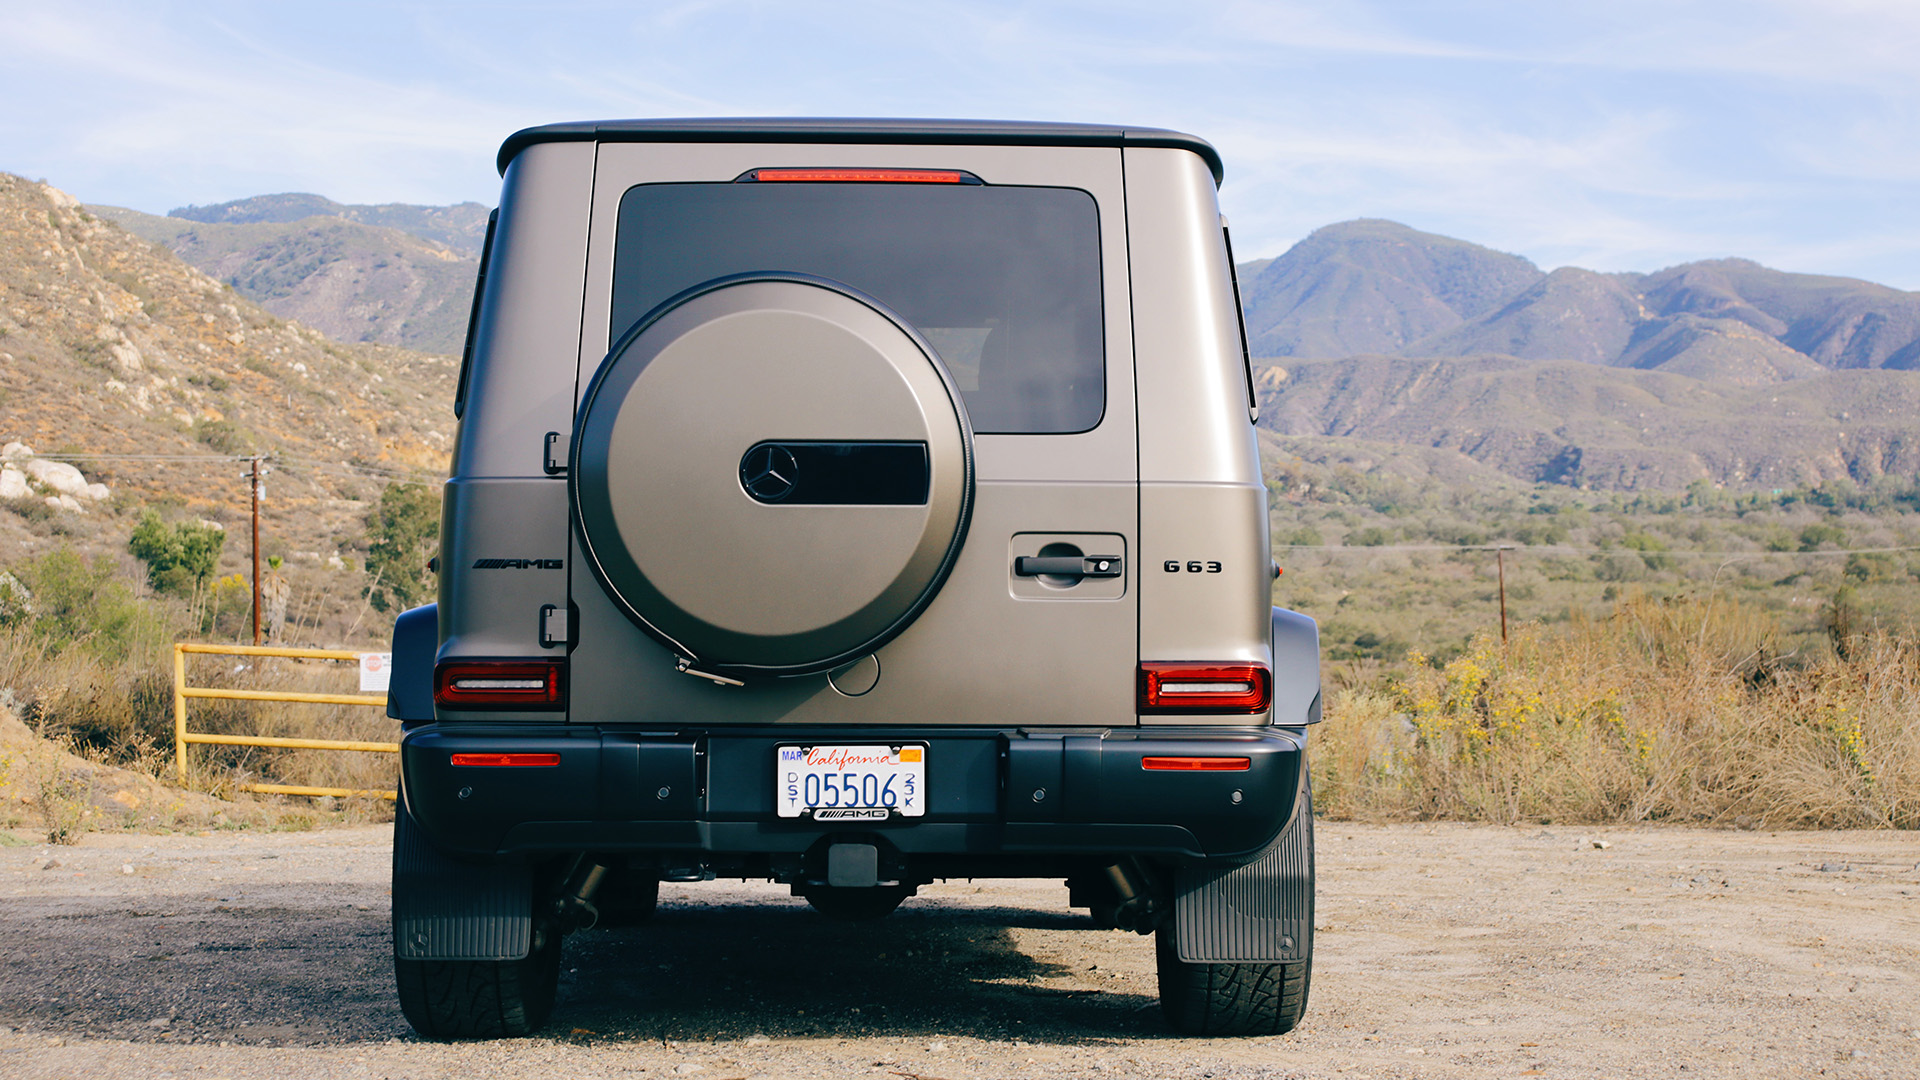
top-left (495, 119), bottom-right (1223, 185)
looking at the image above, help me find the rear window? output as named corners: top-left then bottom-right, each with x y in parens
top-left (611, 181), bottom-right (1104, 434)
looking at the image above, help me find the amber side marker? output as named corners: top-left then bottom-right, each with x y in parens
top-left (1141, 756), bottom-right (1253, 772)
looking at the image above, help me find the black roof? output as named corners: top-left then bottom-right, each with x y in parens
top-left (497, 118), bottom-right (1223, 185)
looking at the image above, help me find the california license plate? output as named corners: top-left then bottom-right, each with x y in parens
top-left (776, 744), bottom-right (925, 820)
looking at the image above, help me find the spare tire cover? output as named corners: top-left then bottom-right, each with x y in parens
top-left (572, 274), bottom-right (974, 676)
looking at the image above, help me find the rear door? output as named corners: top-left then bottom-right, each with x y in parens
top-left (565, 143), bottom-right (1138, 727)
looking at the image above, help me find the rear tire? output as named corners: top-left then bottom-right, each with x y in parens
top-left (1156, 785), bottom-right (1314, 1036)
top-left (802, 884), bottom-right (912, 922)
top-left (1154, 930), bottom-right (1310, 1036)
top-left (392, 810), bottom-right (562, 1039)
top-left (394, 935), bottom-right (562, 1039)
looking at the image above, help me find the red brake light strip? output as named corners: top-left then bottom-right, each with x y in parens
top-left (450, 752), bottom-right (561, 768)
top-left (1142, 756), bottom-right (1252, 772)
top-left (750, 168), bottom-right (965, 184)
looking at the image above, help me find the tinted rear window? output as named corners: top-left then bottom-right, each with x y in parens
top-left (611, 182), bottom-right (1104, 434)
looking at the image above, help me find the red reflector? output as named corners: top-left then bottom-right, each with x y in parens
top-left (1142, 756), bottom-right (1252, 772)
top-left (434, 661), bottom-right (565, 709)
top-left (1138, 662), bottom-right (1272, 714)
top-left (751, 168), bottom-right (965, 184)
top-left (450, 752), bottom-right (561, 768)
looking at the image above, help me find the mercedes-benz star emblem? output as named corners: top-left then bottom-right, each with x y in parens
top-left (741, 443), bottom-right (800, 502)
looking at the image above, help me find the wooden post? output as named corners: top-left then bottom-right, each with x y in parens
top-left (250, 456), bottom-right (262, 646)
top-left (1497, 546), bottom-right (1510, 645)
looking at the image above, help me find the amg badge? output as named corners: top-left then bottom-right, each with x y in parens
top-left (471, 558), bottom-right (564, 570)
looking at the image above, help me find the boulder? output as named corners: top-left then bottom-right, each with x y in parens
top-left (24, 459), bottom-right (89, 497)
top-left (0, 467), bottom-right (25, 499)
top-left (1, 441), bottom-right (32, 461)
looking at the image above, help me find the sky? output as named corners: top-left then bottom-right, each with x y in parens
top-left (3, 0), bottom-right (1918, 286)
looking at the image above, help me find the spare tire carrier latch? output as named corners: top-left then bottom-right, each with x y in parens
top-left (675, 655), bottom-right (744, 687)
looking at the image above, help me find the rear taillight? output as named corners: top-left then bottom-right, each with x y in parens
top-left (745, 167), bottom-right (971, 184)
top-left (449, 752), bottom-right (562, 767)
top-left (1138, 662), bottom-right (1272, 714)
top-left (434, 661), bottom-right (565, 710)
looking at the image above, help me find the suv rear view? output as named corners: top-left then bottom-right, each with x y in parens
top-left (385, 119), bottom-right (1321, 1039)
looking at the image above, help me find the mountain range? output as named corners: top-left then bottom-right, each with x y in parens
top-left (1238, 220), bottom-right (1920, 490)
top-left (32, 183), bottom-right (1920, 494)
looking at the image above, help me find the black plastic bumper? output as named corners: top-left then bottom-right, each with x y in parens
top-left (401, 725), bottom-right (1304, 862)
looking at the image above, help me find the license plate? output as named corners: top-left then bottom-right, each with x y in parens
top-left (776, 744), bottom-right (925, 819)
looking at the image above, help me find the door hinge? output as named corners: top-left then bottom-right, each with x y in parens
top-left (544, 431), bottom-right (569, 476)
top-left (539, 603), bottom-right (571, 649)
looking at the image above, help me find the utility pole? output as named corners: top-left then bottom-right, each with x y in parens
top-left (1496, 545), bottom-right (1512, 645)
top-left (249, 457), bottom-right (264, 641)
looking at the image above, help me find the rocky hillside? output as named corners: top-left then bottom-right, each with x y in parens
top-left (1255, 356), bottom-right (1920, 491)
top-left (92, 199), bottom-right (483, 355)
top-left (0, 172), bottom-right (456, 636)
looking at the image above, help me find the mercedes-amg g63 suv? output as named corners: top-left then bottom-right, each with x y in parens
top-left (385, 118), bottom-right (1320, 1039)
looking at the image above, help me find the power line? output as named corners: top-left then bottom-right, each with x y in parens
top-left (1276, 544), bottom-right (1920, 557)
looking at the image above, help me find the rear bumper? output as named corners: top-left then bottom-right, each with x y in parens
top-left (401, 724), bottom-right (1304, 863)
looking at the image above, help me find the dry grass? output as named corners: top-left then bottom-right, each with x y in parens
top-left (1, 623), bottom-right (397, 831)
top-left (1312, 592), bottom-right (1920, 828)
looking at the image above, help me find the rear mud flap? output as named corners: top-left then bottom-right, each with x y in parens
top-left (1172, 778), bottom-right (1314, 963)
top-left (393, 805), bottom-right (534, 961)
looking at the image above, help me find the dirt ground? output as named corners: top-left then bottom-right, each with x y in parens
top-left (1, 822), bottom-right (1917, 1079)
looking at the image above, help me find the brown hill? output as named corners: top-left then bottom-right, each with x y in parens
top-left (92, 205), bottom-right (478, 355)
top-left (1239, 220), bottom-right (1545, 358)
top-left (0, 173), bottom-right (455, 638)
top-left (1256, 355), bottom-right (1920, 490)
top-left (166, 193), bottom-right (491, 256)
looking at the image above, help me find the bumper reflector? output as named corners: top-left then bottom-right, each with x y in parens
top-left (449, 752), bottom-right (562, 768)
top-left (434, 661), bottom-right (565, 709)
top-left (1138, 662), bottom-right (1272, 714)
top-left (1142, 756), bottom-right (1252, 771)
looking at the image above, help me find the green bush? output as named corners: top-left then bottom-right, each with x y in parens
top-left (363, 482), bottom-right (440, 613)
top-left (14, 549), bottom-right (167, 660)
top-left (128, 511), bottom-right (226, 597)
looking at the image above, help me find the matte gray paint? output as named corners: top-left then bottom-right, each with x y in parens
top-left (567, 480), bottom-right (1138, 726)
top-left (564, 142), bottom-right (1139, 726)
top-left (1271, 607), bottom-right (1321, 728)
top-left (435, 477), bottom-right (570, 724)
top-left (450, 141), bottom-right (594, 480)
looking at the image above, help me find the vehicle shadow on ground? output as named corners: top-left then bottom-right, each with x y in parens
top-left (564, 894), bottom-right (1165, 1045)
top-left (0, 889), bottom-right (1167, 1047)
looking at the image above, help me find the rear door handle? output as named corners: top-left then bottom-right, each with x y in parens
top-left (1014, 555), bottom-right (1123, 578)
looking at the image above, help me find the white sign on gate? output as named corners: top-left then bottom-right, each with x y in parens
top-left (358, 652), bottom-right (393, 693)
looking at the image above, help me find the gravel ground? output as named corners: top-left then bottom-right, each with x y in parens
top-left (2, 822), bottom-right (1917, 1078)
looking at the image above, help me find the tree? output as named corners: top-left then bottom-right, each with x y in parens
top-left (127, 510), bottom-right (225, 597)
top-left (364, 482), bottom-right (441, 613)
